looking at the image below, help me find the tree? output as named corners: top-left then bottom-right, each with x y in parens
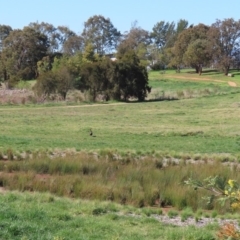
top-left (80, 61), bottom-right (104, 101)
top-left (82, 43), bottom-right (99, 62)
top-left (29, 22), bottom-right (81, 55)
top-left (208, 18), bottom-right (240, 75)
top-left (113, 50), bottom-right (151, 101)
top-left (51, 55), bottom-right (76, 100)
top-left (170, 24), bottom-right (210, 73)
top-left (150, 19), bottom-right (188, 69)
top-left (82, 15), bottom-right (121, 55)
top-left (0, 25), bottom-right (12, 52)
top-left (62, 35), bottom-right (84, 55)
top-left (54, 67), bottom-right (74, 100)
top-left (117, 21), bottom-right (150, 65)
top-left (29, 22), bottom-right (60, 53)
top-left (175, 19), bottom-right (189, 38)
top-left (2, 27), bottom-right (49, 83)
top-left (0, 25), bottom-right (12, 82)
top-left (151, 21), bottom-right (175, 49)
top-left (183, 39), bottom-right (212, 75)
top-left (34, 71), bottom-right (58, 101)
top-left (36, 54), bottom-right (77, 101)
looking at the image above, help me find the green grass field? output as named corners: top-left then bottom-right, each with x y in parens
top-left (1, 68), bottom-right (240, 239)
top-left (0, 87), bottom-right (240, 156)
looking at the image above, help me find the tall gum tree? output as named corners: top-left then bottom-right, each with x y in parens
top-left (208, 18), bottom-right (240, 75)
top-left (82, 15), bottom-right (121, 55)
top-left (0, 25), bottom-right (12, 82)
top-left (150, 19), bottom-right (188, 68)
top-left (117, 21), bottom-right (150, 66)
top-left (3, 27), bottom-right (49, 81)
top-left (170, 24), bottom-right (210, 73)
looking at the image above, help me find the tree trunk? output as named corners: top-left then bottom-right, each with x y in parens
top-left (224, 66), bottom-right (230, 76)
top-left (198, 65), bottom-right (202, 75)
top-left (195, 65), bottom-right (199, 73)
top-left (3, 69), bottom-right (7, 81)
top-left (62, 92), bottom-right (67, 100)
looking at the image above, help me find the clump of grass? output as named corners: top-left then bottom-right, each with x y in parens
top-left (193, 154), bottom-right (201, 161)
top-left (180, 207), bottom-right (194, 222)
top-left (155, 159), bottom-right (163, 169)
top-left (167, 209), bottom-right (178, 218)
top-left (203, 212), bottom-right (210, 218)
top-left (211, 210), bottom-right (218, 218)
top-left (142, 207), bottom-right (155, 217)
top-left (92, 207), bottom-right (107, 215)
top-left (6, 148), bottom-right (14, 161)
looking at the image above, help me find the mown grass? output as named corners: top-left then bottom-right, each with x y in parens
top-left (148, 69), bottom-right (240, 100)
top-left (0, 89), bottom-right (240, 156)
top-left (0, 191), bottom-right (218, 240)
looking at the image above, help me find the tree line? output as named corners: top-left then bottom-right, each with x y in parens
top-left (0, 16), bottom-right (240, 101)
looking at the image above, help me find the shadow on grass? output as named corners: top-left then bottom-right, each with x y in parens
top-left (186, 69), bottom-right (224, 76)
top-left (230, 72), bottom-right (240, 76)
top-left (126, 97), bottom-right (179, 104)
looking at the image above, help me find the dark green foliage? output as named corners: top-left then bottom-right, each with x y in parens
top-left (150, 61), bottom-right (166, 70)
top-left (80, 52), bottom-right (151, 101)
top-left (112, 50), bottom-right (151, 101)
top-left (92, 207), bottom-right (107, 215)
top-left (2, 27), bottom-right (49, 81)
top-left (34, 71), bottom-right (58, 100)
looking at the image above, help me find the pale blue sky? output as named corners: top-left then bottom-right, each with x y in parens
top-left (1, 0), bottom-right (240, 34)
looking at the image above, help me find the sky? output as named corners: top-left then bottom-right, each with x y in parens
top-left (1, 0), bottom-right (240, 34)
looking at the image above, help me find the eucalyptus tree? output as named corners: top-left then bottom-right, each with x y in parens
top-left (208, 18), bottom-right (240, 75)
top-left (150, 19), bottom-right (188, 68)
top-left (29, 22), bottom-right (60, 53)
top-left (117, 21), bottom-right (151, 65)
top-left (29, 22), bottom-right (82, 55)
top-left (82, 15), bottom-right (121, 55)
top-left (151, 21), bottom-right (175, 49)
top-left (2, 27), bottom-right (49, 82)
top-left (0, 25), bottom-right (12, 82)
top-left (183, 39), bottom-right (211, 74)
top-left (170, 23), bottom-right (211, 73)
top-left (0, 25), bottom-right (12, 52)
top-left (62, 35), bottom-right (84, 55)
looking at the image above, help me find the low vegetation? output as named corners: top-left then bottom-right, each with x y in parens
top-left (0, 150), bottom-right (240, 213)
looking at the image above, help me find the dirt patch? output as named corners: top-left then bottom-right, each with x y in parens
top-left (228, 81), bottom-right (237, 87)
top-left (0, 187), bottom-right (7, 193)
top-left (166, 75), bottom-right (238, 87)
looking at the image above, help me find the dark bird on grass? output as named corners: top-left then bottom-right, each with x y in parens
top-left (89, 128), bottom-right (96, 137)
top-left (89, 128), bottom-right (93, 136)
